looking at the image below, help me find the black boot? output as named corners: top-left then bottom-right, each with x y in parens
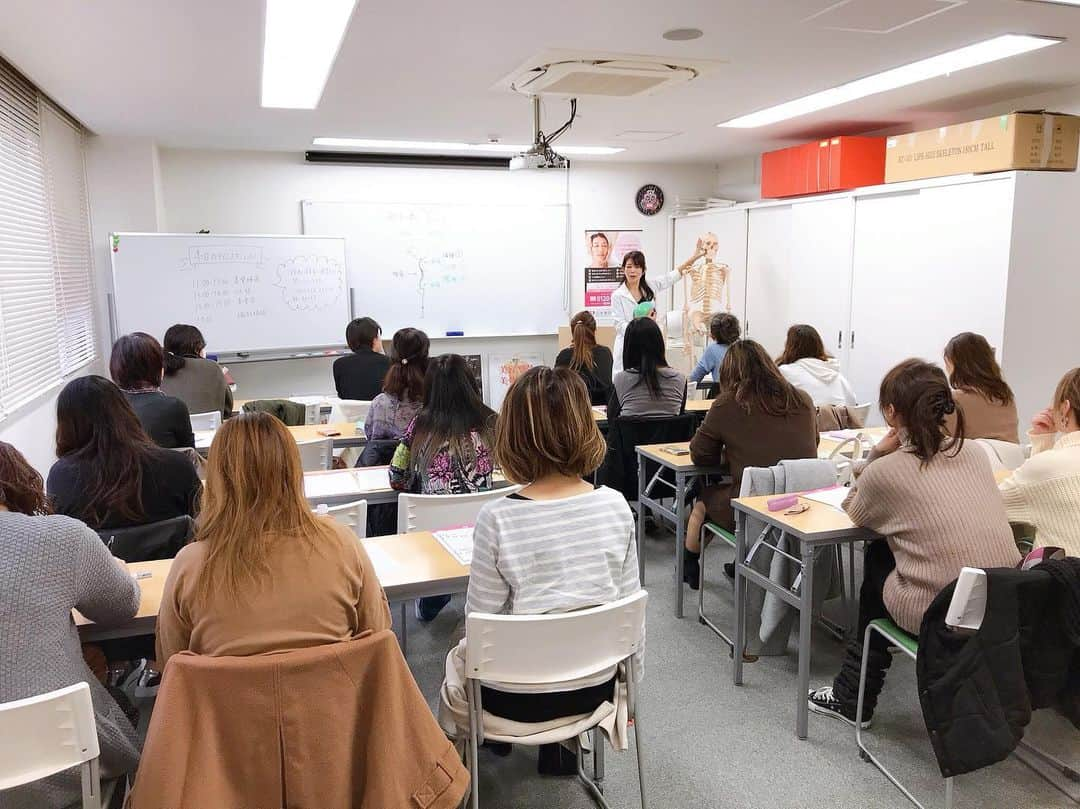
top-left (683, 547), bottom-right (701, 590)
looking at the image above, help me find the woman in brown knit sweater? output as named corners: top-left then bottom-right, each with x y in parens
top-left (809, 359), bottom-right (1020, 728)
top-left (683, 340), bottom-right (818, 586)
top-left (943, 332), bottom-right (1019, 443)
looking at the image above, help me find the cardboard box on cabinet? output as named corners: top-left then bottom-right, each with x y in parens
top-left (885, 111), bottom-right (1080, 183)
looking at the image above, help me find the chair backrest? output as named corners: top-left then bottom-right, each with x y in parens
top-left (975, 438), bottom-right (1026, 472)
top-left (848, 403), bottom-right (872, 428)
top-left (314, 499), bottom-right (368, 538)
top-left (397, 487), bottom-right (521, 533)
top-left (464, 591), bottom-right (648, 685)
top-left (96, 515), bottom-right (196, 563)
top-left (358, 438), bottom-right (397, 467)
top-left (296, 438), bottom-right (334, 471)
top-left (0, 682), bottom-right (100, 796)
top-left (189, 410), bottom-right (221, 432)
top-left (597, 414), bottom-right (698, 501)
top-left (329, 399), bottom-right (371, 425)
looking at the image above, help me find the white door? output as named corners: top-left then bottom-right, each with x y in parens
top-left (744, 205), bottom-right (793, 357)
top-left (744, 199), bottom-right (855, 363)
top-left (787, 197), bottom-right (856, 369)
top-left (848, 177), bottom-right (1014, 420)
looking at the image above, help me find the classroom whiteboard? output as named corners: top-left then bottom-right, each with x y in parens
top-left (302, 200), bottom-right (569, 337)
top-left (109, 233), bottom-right (349, 354)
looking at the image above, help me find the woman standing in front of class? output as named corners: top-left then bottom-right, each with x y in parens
top-left (610, 250), bottom-right (689, 373)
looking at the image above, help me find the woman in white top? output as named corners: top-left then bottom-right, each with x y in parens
top-left (999, 367), bottom-right (1080, 556)
top-left (776, 324), bottom-right (857, 406)
top-left (441, 366), bottom-right (640, 774)
top-left (610, 250), bottom-right (687, 373)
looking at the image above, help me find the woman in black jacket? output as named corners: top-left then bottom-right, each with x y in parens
top-left (554, 311), bottom-right (613, 406)
top-left (111, 332), bottom-right (194, 449)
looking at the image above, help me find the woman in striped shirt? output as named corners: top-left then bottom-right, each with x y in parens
top-left (452, 366), bottom-right (641, 774)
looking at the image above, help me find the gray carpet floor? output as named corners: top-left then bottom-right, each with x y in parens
top-left (401, 526), bottom-right (1079, 809)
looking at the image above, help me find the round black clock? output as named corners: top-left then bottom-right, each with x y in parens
top-left (635, 184), bottom-right (664, 216)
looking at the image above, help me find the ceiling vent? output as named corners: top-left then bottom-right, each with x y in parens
top-left (499, 50), bottom-right (720, 98)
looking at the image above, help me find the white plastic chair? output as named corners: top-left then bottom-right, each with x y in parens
top-left (189, 411), bottom-right (221, 432)
top-left (0, 682), bottom-right (110, 809)
top-left (328, 399), bottom-right (372, 425)
top-left (848, 403), bottom-right (873, 428)
top-left (313, 499), bottom-right (368, 538)
top-left (296, 438), bottom-right (334, 472)
top-left (975, 438), bottom-right (1026, 472)
top-left (461, 591), bottom-right (649, 809)
top-left (396, 487), bottom-right (521, 533)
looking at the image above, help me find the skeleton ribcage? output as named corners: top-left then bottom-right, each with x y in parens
top-left (689, 263), bottom-right (728, 313)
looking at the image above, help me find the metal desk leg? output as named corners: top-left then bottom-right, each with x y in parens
top-left (848, 542), bottom-right (858, 636)
top-left (733, 520), bottom-right (747, 686)
top-left (400, 602), bottom-right (408, 655)
top-left (636, 454), bottom-right (646, 585)
top-left (673, 471), bottom-right (686, 618)
top-left (796, 544), bottom-right (816, 740)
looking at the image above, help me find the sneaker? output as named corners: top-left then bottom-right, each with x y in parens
top-left (807, 686), bottom-right (872, 729)
top-left (134, 667), bottom-right (161, 699)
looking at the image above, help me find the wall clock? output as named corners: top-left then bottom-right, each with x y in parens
top-left (635, 184), bottom-right (664, 216)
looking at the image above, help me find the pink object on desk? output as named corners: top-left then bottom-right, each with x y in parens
top-left (766, 485), bottom-right (841, 512)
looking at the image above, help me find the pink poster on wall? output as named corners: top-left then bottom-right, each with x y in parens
top-left (584, 229), bottom-right (642, 319)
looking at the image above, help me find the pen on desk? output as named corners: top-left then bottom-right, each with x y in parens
top-left (133, 571), bottom-right (152, 580)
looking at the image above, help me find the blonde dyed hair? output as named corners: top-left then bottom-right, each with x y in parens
top-left (194, 412), bottom-right (334, 604)
top-left (495, 366), bottom-right (607, 484)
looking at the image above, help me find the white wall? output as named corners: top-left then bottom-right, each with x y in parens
top-left (155, 149), bottom-right (719, 398)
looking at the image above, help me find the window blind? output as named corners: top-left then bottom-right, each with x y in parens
top-left (0, 59), bottom-right (95, 418)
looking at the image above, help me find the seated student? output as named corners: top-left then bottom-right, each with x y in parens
top-left (160, 323), bottom-right (233, 422)
top-left (554, 311), bottom-right (613, 406)
top-left (111, 332), bottom-right (195, 449)
top-left (776, 324), bottom-right (857, 407)
top-left (608, 317), bottom-right (687, 419)
top-left (684, 340), bottom-right (817, 585)
top-left (689, 312), bottom-right (740, 385)
top-left (390, 353), bottom-right (496, 621)
top-left (808, 360), bottom-right (1020, 727)
top-left (156, 412), bottom-right (391, 667)
top-left (0, 442), bottom-right (142, 809)
top-left (445, 366), bottom-right (641, 773)
top-left (999, 367), bottom-right (1080, 556)
top-left (333, 316), bottom-right (390, 401)
top-left (366, 327), bottom-right (429, 441)
top-left (943, 331), bottom-right (1019, 443)
top-left (48, 376), bottom-right (201, 530)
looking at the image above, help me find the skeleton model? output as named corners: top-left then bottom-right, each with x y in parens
top-left (677, 232), bottom-right (731, 357)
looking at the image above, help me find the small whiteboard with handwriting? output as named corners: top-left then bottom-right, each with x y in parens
top-left (109, 233), bottom-right (349, 354)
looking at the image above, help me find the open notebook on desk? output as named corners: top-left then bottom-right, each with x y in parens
top-left (303, 467), bottom-right (390, 499)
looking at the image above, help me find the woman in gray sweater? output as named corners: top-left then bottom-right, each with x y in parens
top-left (0, 442), bottom-right (141, 809)
top-left (160, 324), bottom-right (233, 421)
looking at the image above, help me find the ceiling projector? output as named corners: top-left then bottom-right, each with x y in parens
top-left (509, 145), bottom-right (569, 171)
top-left (509, 96), bottom-right (574, 171)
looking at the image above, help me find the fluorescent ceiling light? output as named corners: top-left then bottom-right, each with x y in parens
top-left (718, 34), bottom-right (1062, 128)
top-left (312, 138), bottom-right (625, 155)
top-left (261, 0), bottom-right (356, 109)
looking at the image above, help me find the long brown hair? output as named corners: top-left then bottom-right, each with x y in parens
top-left (777, 324), bottom-right (830, 366)
top-left (569, 311), bottom-right (598, 372)
top-left (194, 412), bottom-right (335, 604)
top-left (944, 332), bottom-right (1014, 406)
top-left (880, 359), bottom-right (963, 464)
top-left (0, 442), bottom-right (50, 516)
top-left (55, 376), bottom-right (156, 527)
top-left (718, 340), bottom-right (806, 417)
top-left (383, 328), bottom-right (429, 401)
top-left (495, 367), bottom-right (606, 484)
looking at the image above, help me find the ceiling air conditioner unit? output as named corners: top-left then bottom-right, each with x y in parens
top-left (511, 59), bottom-right (698, 98)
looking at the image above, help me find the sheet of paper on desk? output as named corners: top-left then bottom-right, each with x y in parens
top-left (194, 430), bottom-right (215, 449)
top-left (352, 466), bottom-right (392, 491)
top-left (433, 526), bottom-right (474, 566)
top-left (592, 406), bottom-right (607, 416)
top-left (825, 430), bottom-right (880, 444)
top-left (801, 487), bottom-right (850, 510)
top-left (304, 471), bottom-right (364, 499)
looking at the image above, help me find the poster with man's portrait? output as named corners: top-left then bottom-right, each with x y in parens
top-left (584, 229), bottom-right (642, 319)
